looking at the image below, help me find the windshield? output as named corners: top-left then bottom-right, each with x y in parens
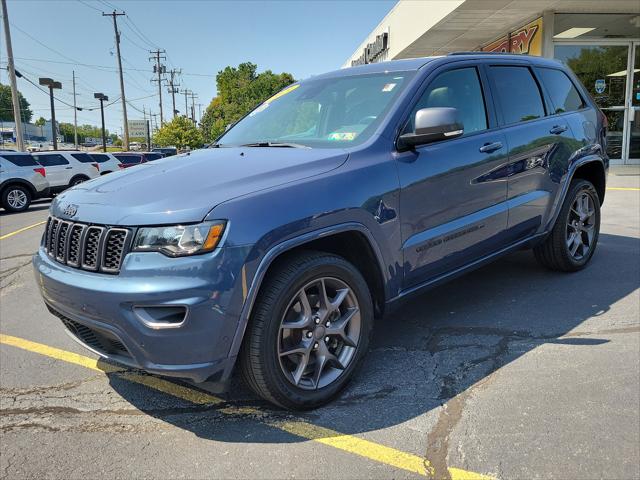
top-left (217, 71), bottom-right (414, 149)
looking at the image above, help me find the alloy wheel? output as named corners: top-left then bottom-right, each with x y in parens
top-left (566, 191), bottom-right (596, 260)
top-left (7, 189), bottom-right (27, 209)
top-left (278, 277), bottom-right (361, 390)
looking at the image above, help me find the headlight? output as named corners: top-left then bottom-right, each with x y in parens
top-left (133, 221), bottom-right (226, 257)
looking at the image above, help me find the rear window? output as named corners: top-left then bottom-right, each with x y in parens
top-left (89, 154), bottom-right (110, 163)
top-left (144, 153), bottom-right (162, 161)
top-left (32, 154), bottom-right (69, 166)
top-left (114, 154), bottom-right (142, 164)
top-left (538, 68), bottom-right (585, 114)
top-left (488, 66), bottom-right (546, 125)
top-left (70, 153), bottom-right (94, 163)
top-left (0, 153), bottom-right (38, 167)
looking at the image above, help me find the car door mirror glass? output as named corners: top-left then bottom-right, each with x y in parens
top-left (398, 107), bottom-right (463, 150)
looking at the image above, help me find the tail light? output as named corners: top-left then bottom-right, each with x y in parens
top-left (91, 162), bottom-right (100, 171)
top-left (118, 164), bottom-right (125, 169)
top-left (33, 167), bottom-right (46, 177)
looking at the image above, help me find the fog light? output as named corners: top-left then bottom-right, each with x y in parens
top-left (133, 305), bottom-right (188, 329)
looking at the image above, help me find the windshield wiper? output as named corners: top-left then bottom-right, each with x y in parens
top-left (240, 142), bottom-right (310, 149)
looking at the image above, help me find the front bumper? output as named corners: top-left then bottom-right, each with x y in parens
top-left (33, 245), bottom-right (248, 383)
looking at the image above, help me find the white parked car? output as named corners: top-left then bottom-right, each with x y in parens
top-left (88, 152), bottom-right (123, 175)
top-left (31, 151), bottom-right (100, 194)
top-left (0, 152), bottom-right (50, 212)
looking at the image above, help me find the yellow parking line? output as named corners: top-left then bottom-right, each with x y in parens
top-left (0, 333), bottom-right (493, 480)
top-left (606, 187), bottom-right (640, 191)
top-left (0, 220), bottom-right (46, 240)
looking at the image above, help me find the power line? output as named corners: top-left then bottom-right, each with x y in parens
top-left (9, 21), bottom-right (83, 65)
top-left (76, 0), bottom-right (102, 12)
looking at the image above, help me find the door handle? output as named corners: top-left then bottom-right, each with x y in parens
top-left (479, 141), bottom-right (503, 153)
top-left (549, 125), bottom-right (568, 135)
top-left (65, 166), bottom-right (73, 169)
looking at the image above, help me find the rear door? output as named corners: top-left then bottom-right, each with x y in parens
top-left (397, 63), bottom-right (510, 288)
top-left (486, 63), bottom-right (577, 242)
top-left (32, 153), bottom-right (71, 188)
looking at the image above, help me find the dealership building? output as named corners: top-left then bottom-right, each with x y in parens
top-left (344, 0), bottom-right (640, 164)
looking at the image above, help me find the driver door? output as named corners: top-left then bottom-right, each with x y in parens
top-left (396, 65), bottom-right (509, 288)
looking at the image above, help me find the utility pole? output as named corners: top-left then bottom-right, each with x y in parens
top-left (39, 78), bottom-right (62, 150)
top-left (182, 89), bottom-right (191, 119)
top-left (103, 10), bottom-right (129, 151)
top-left (72, 70), bottom-right (78, 149)
top-left (197, 103), bottom-right (203, 124)
top-left (1, 0), bottom-right (25, 151)
top-left (149, 49), bottom-right (166, 125)
top-left (166, 68), bottom-right (181, 118)
top-left (94, 93), bottom-right (108, 153)
top-left (189, 91), bottom-right (198, 124)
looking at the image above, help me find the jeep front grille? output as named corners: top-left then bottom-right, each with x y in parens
top-left (44, 216), bottom-right (131, 274)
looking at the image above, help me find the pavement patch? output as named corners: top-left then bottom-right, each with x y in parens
top-left (0, 333), bottom-right (494, 480)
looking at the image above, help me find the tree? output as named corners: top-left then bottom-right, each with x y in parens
top-left (200, 62), bottom-right (295, 142)
top-left (154, 115), bottom-right (203, 149)
top-left (0, 83), bottom-right (33, 122)
top-left (34, 117), bottom-right (46, 127)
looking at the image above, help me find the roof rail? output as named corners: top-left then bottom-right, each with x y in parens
top-left (447, 51), bottom-right (525, 56)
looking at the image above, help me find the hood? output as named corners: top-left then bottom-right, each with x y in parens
top-left (51, 147), bottom-right (348, 225)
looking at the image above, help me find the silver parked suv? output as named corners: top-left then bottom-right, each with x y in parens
top-left (0, 152), bottom-right (50, 212)
top-left (32, 151), bottom-right (100, 194)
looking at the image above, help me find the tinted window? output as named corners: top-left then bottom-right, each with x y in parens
top-left (89, 154), bottom-right (110, 163)
top-left (538, 68), bottom-right (585, 114)
top-left (489, 66), bottom-right (545, 124)
top-left (114, 154), bottom-right (142, 164)
top-left (32, 154), bottom-right (69, 166)
top-left (0, 153), bottom-right (38, 167)
top-left (144, 153), bottom-right (162, 161)
top-left (71, 153), bottom-right (94, 163)
top-left (404, 67), bottom-right (487, 135)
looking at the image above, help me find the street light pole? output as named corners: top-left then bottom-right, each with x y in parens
top-left (94, 93), bottom-right (109, 153)
top-left (39, 78), bottom-right (62, 150)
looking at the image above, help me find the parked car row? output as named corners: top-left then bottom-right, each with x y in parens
top-left (1, 148), bottom-right (178, 213)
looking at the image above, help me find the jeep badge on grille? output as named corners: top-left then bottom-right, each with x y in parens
top-left (63, 204), bottom-right (78, 217)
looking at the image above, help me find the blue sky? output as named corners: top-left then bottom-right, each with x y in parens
top-left (1, 0), bottom-right (395, 135)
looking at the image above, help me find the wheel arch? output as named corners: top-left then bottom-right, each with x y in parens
top-left (0, 179), bottom-right (37, 198)
top-left (225, 223), bottom-right (388, 370)
top-left (69, 174), bottom-right (89, 185)
top-left (571, 159), bottom-right (606, 205)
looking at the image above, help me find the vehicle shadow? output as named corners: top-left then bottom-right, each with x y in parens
top-left (0, 200), bottom-right (51, 215)
top-left (103, 232), bottom-right (639, 444)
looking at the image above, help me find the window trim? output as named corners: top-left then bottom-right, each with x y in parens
top-left (394, 61), bottom-right (496, 151)
top-left (533, 66), bottom-right (588, 117)
top-left (486, 64), bottom-right (549, 127)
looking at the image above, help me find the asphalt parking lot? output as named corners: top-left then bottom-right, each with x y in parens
top-left (1, 170), bottom-right (639, 480)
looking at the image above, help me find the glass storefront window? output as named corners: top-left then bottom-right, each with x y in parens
top-left (555, 45), bottom-right (629, 159)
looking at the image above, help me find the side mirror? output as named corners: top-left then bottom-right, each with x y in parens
top-left (398, 107), bottom-right (463, 150)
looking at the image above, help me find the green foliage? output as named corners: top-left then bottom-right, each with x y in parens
top-left (200, 62), bottom-right (295, 142)
top-left (0, 83), bottom-right (33, 122)
top-left (154, 115), bottom-right (203, 149)
top-left (34, 116), bottom-right (46, 127)
top-left (58, 123), bottom-right (111, 144)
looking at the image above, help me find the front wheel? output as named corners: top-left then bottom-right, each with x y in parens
top-left (534, 179), bottom-right (601, 272)
top-left (240, 251), bottom-right (373, 410)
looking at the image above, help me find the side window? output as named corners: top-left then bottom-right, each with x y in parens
top-left (488, 66), bottom-right (545, 124)
top-left (33, 154), bottom-right (69, 166)
top-left (538, 68), bottom-right (585, 114)
top-left (71, 153), bottom-right (94, 163)
top-left (404, 67), bottom-right (487, 136)
top-left (0, 153), bottom-right (38, 167)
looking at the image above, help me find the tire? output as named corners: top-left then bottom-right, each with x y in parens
top-left (69, 176), bottom-right (89, 187)
top-left (239, 251), bottom-right (373, 410)
top-left (534, 179), bottom-right (600, 272)
top-left (1, 184), bottom-right (32, 212)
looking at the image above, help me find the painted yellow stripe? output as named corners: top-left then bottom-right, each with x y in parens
top-left (606, 187), bottom-right (640, 191)
top-left (0, 220), bottom-right (46, 240)
top-left (0, 333), bottom-right (494, 480)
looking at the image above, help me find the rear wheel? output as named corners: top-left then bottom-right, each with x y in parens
top-left (1, 184), bottom-right (32, 212)
top-left (69, 176), bottom-right (89, 187)
top-left (534, 179), bottom-right (600, 272)
top-left (240, 251), bottom-right (373, 410)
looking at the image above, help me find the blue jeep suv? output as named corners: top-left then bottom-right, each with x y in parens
top-left (34, 53), bottom-right (608, 409)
